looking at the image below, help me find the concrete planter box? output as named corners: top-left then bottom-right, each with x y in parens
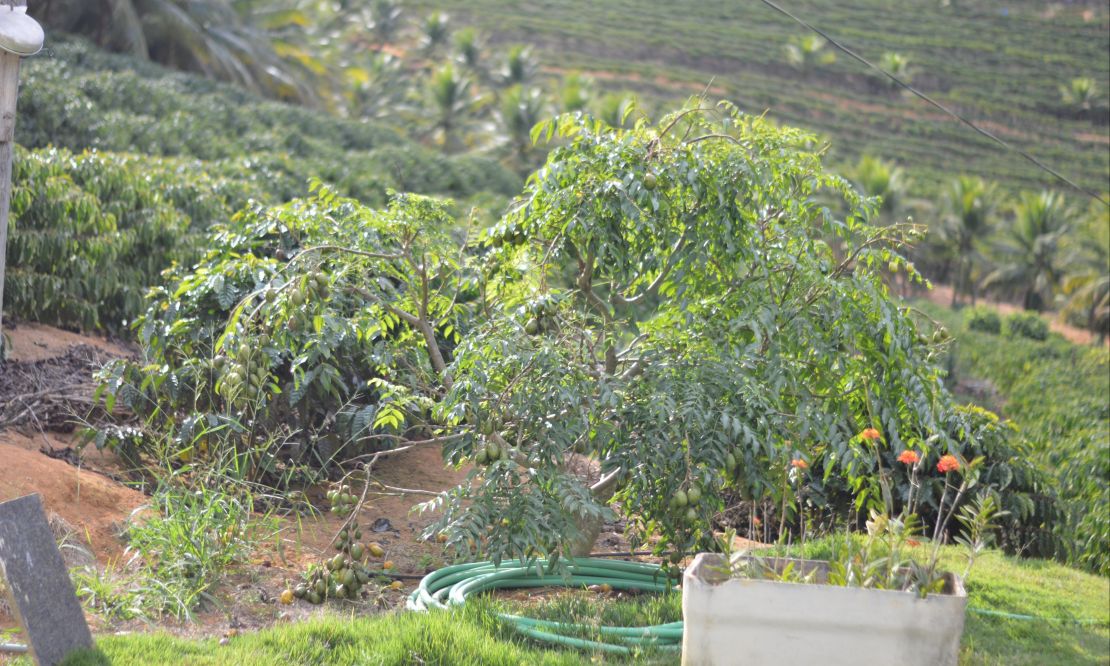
top-left (682, 552), bottom-right (967, 666)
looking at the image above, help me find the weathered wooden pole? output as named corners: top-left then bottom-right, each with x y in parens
top-left (0, 1), bottom-right (42, 356)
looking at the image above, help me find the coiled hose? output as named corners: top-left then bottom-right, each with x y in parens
top-left (406, 558), bottom-right (683, 655)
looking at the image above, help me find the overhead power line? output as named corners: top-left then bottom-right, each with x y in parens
top-left (758, 0), bottom-right (1108, 207)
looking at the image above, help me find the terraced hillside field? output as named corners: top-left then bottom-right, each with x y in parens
top-left (413, 0), bottom-right (1109, 197)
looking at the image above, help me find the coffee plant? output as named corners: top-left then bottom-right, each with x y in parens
top-left (6, 147), bottom-right (247, 332)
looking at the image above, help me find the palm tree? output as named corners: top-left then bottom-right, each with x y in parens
top-left (783, 35), bottom-right (835, 72)
top-left (454, 27), bottom-right (484, 74)
top-left (938, 176), bottom-right (997, 306)
top-left (420, 11), bottom-right (450, 56)
top-left (351, 52), bottom-right (409, 120)
top-left (499, 45), bottom-right (537, 87)
top-left (369, 0), bottom-right (403, 48)
top-left (423, 62), bottom-right (479, 153)
top-left (1060, 204), bottom-right (1109, 342)
top-left (498, 85), bottom-right (547, 162)
top-left (847, 155), bottom-right (908, 222)
top-left (875, 52), bottom-right (912, 89)
top-left (31, 0), bottom-right (318, 105)
top-left (596, 93), bottom-right (638, 129)
top-left (983, 191), bottom-right (1075, 312)
top-left (559, 72), bottom-right (591, 113)
top-left (1060, 77), bottom-right (1098, 112)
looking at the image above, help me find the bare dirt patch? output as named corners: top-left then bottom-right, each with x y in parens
top-left (3, 321), bottom-right (131, 364)
top-left (923, 284), bottom-right (1104, 346)
top-left (0, 431), bottom-right (144, 563)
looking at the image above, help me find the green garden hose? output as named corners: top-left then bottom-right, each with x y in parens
top-left (406, 558), bottom-right (683, 655)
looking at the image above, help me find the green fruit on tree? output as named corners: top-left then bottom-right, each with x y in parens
top-left (350, 544), bottom-right (364, 560)
top-left (674, 490), bottom-right (688, 508)
top-left (686, 486), bottom-right (701, 504)
top-left (475, 448), bottom-right (489, 465)
top-left (644, 173), bottom-right (658, 190)
top-left (524, 318), bottom-right (540, 335)
top-left (291, 288), bottom-right (305, 306)
top-left (487, 441), bottom-right (501, 461)
top-left (725, 452), bottom-right (738, 472)
top-left (685, 507), bottom-right (697, 522)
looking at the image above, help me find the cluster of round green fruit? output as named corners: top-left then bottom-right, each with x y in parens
top-left (523, 296), bottom-right (558, 336)
top-left (292, 270), bottom-right (329, 305)
top-left (290, 535), bottom-right (389, 604)
top-left (217, 339), bottom-right (270, 405)
top-left (290, 484), bottom-right (390, 604)
top-left (473, 439), bottom-right (507, 465)
top-left (274, 270), bottom-right (328, 332)
top-left (327, 484), bottom-right (359, 518)
top-left (668, 483), bottom-right (703, 522)
top-left (293, 552), bottom-right (366, 604)
top-left (487, 220), bottom-right (527, 247)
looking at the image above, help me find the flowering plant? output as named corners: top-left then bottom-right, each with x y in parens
top-left (723, 425), bottom-right (1007, 598)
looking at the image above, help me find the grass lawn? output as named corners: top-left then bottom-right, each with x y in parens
top-left (54, 548), bottom-right (1107, 665)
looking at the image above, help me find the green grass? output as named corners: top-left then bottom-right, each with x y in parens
top-left (58, 604), bottom-right (588, 666)
top-left (51, 548), bottom-right (1108, 665)
top-left (411, 0), bottom-right (1109, 197)
top-left (779, 541), bottom-right (1110, 666)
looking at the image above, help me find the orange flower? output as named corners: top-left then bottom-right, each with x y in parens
top-left (752, 516), bottom-right (762, 527)
top-left (937, 454), bottom-right (960, 473)
top-left (790, 458), bottom-right (809, 470)
top-left (859, 428), bottom-right (882, 442)
top-left (897, 450), bottom-right (920, 465)
top-left (906, 539), bottom-right (922, 547)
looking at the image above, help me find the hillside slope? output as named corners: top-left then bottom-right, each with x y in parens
top-left (413, 0), bottom-right (1109, 196)
top-left (7, 36), bottom-right (521, 332)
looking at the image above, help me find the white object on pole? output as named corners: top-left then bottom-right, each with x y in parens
top-left (0, 6), bottom-right (43, 57)
top-left (0, 2), bottom-right (43, 354)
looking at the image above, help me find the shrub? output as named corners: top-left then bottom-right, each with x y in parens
top-left (18, 35), bottom-right (520, 205)
top-left (8, 36), bottom-right (521, 334)
top-left (5, 147), bottom-right (241, 331)
top-left (1004, 311), bottom-right (1049, 341)
top-left (97, 188), bottom-right (465, 485)
top-left (925, 301), bottom-right (1110, 575)
top-left (964, 306), bottom-right (1001, 335)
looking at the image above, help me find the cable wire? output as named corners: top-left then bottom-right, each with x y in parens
top-left (758, 0), bottom-right (1108, 206)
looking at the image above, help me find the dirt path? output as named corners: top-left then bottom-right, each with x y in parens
top-left (923, 284), bottom-right (1103, 346)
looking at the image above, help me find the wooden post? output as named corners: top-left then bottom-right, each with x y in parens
top-left (0, 1), bottom-right (41, 354)
top-left (0, 51), bottom-right (19, 347)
